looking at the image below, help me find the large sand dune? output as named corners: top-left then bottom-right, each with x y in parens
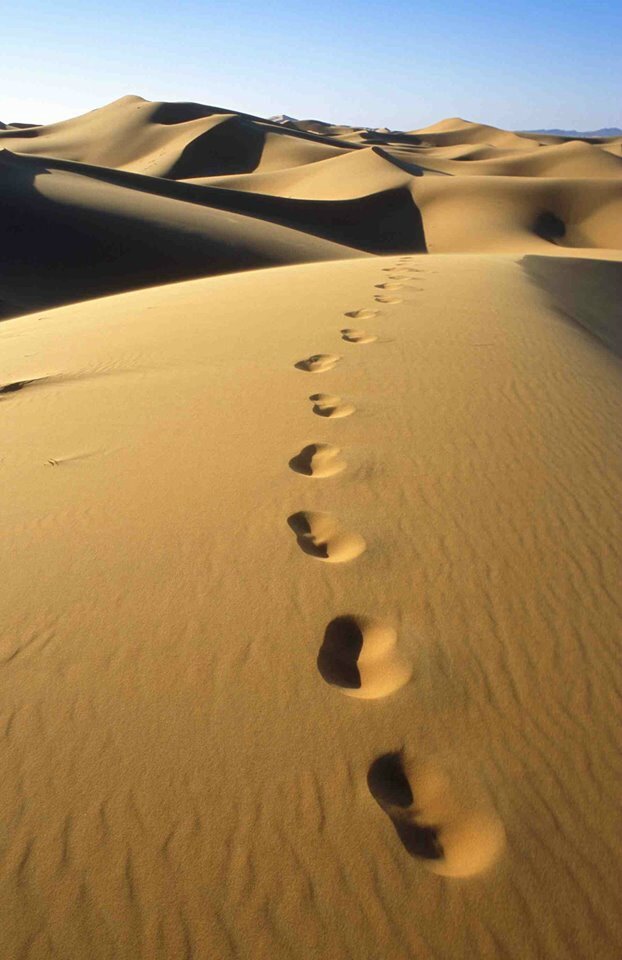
top-left (1, 98), bottom-right (621, 960)
top-left (2, 97), bottom-right (621, 318)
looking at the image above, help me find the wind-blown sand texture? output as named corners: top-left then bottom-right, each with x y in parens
top-left (1, 97), bottom-right (621, 960)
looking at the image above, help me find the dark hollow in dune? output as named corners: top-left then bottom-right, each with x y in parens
top-left (534, 210), bottom-right (566, 243)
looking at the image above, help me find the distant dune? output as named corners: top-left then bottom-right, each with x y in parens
top-left (1, 97), bottom-right (621, 318)
top-left (1, 97), bottom-right (621, 960)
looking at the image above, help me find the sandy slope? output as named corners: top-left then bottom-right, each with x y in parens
top-left (0, 150), bottom-right (363, 317)
top-left (1, 253), bottom-right (621, 960)
top-left (0, 96), bottom-right (354, 177)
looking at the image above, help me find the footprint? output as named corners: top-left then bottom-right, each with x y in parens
top-left (367, 753), bottom-right (505, 877)
top-left (344, 309), bottom-right (378, 320)
top-left (288, 512), bottom-right (366, 563)
top-left (289, 443), bottom-right (346, 478)
top-left (341, 328), bottom-right (378, 344)
top-left (310, 394), bottom-right (356, 419)
top-left (295, 354), bottom-right (341, 374)
top-left (317, 615), bottom-right (411, 698)
top-left (375, 296), bottom-right (402, 304)
top-left (375, 282), bottom-right (402, 290)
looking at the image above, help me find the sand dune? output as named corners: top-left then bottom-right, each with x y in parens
top-left (409, 116), bottom-right (538, 150)
top-left (396, 139), bottom-right (622, 179)
top-left (1, 97), bottom-right (621, 960)
top-left (2, 98), bottom-right (621, 320)
top-left (186, 145), bottom-right (413, 198)
top-left (412, 175), bottom-right (622, 252)
top-left (0, 149), bottom-right (362, 316)
top-left (0, 95), bottom-right (355, 178)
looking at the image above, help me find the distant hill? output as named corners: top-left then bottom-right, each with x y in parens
top-left (529, 127), bottom-right (622, 138)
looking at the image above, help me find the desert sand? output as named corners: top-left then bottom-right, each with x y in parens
top-left (0, 97), bottom-right (621, 960)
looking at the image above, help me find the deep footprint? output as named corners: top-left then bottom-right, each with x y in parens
top-left (375, 295), bottom-right (402, 304)
top-left (295, 354), bottom-right (341, 373)
top-left (310, 394), bottom-right (356, 419)
top-left (368, 754), bottom-right (443, 859)
top-left (344, 309), bottom-right (378, 320)
top-left (375, 282), bottom-right (403, 290)
top-left (368, 753), bottom-right (505, 877)
top-left (288, 512), bottom-right (366, 563)
top-left (317, 615), bottom-right (411, 698)
top-left (289, 443), bottom-right (346, 478)
top-left (341, 328), bottom-right (378, 344)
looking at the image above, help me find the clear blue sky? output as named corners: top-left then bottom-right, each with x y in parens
top-left (2, 0), bottom-right (619, 130)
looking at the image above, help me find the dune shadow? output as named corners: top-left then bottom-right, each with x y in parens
top-left (522, 255), bottom-right (622, 357)
top-left (2, 151), bottom-right (350, 319)
top-left (361, 131), bottom-right (424, 146)
top-left (378, 149), bottom-right (452, 177)
top-left (4, 150), bottom-right (427, 256)
top-left (0, 379), bottom-right (35, 394)
top-left (0, 126), bottom-right (41, 140)
top-left (151, 101), bottom-right (228, 125)
top-left (185, 182), bottom-right (428, 254)
top-left (168, 116), bottom-right (266, 177)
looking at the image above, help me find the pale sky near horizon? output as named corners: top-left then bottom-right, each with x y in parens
top-left (2, 0), bottom-right (620, 130)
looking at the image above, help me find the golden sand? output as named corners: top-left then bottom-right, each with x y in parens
top-left (0, 98), bottom-right (621, 959)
